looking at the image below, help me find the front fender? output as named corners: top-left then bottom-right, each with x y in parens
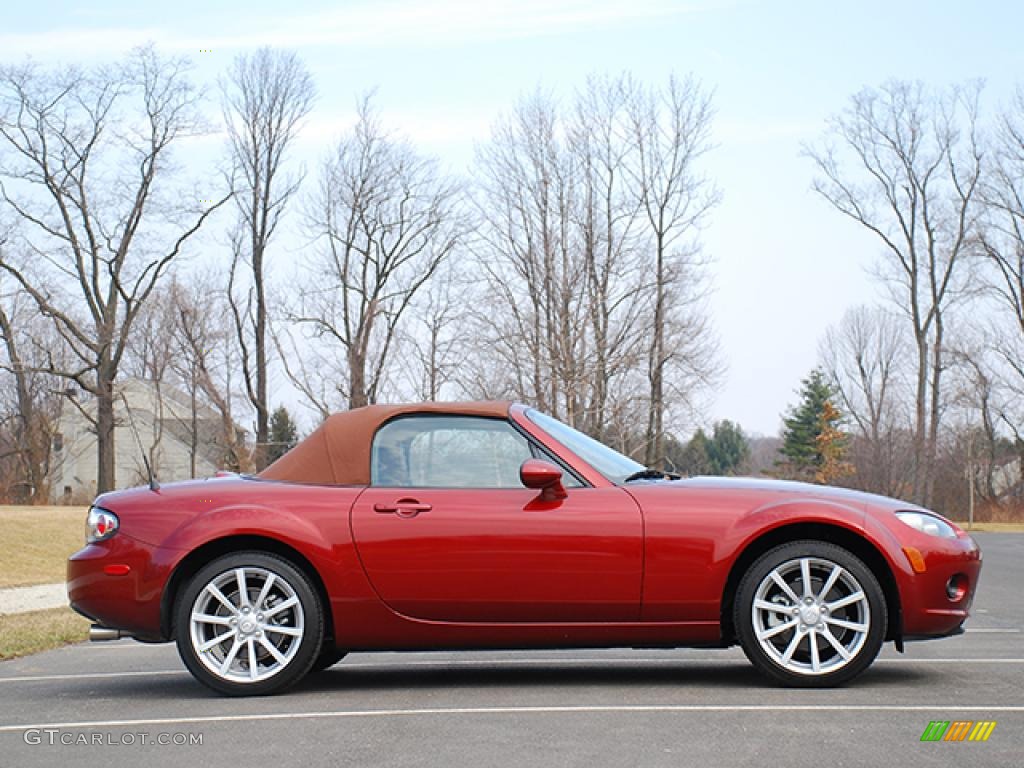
top-left (640, 493), bottom-right (876, 623)
top-left (717, 499), bottom-right (909, 644)
top-left (722, 498), bottom-right (869, 563)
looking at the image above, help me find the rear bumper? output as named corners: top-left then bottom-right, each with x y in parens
top-left (67, 533), bottom-right (173, 640)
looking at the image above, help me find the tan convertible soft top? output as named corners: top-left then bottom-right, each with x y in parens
top-left (258, 401), bottom-right (513, 485)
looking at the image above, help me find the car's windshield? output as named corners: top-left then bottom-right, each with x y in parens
top-left (526, 409), bottom-right (644, 484)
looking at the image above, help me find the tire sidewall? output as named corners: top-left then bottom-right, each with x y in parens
top-left (174, 551), bottom-right (323, 696)
top-left (735, 540), bottom-right (887, 687)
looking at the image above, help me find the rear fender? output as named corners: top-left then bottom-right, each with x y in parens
top-left (161, 505), bottom-right (337, 562)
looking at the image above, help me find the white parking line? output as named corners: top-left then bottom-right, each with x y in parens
top-left (965, 628), bottom-right (1022, 633)
top-left (0, 670), bottom-right (184, 684)
top-left (1, 704), bottom-right (1023, 733)
top-left (1, 657), bottom-right (1023, 684)
top-left (875, 658), bottom-right (1024, 663)
top-left (350, 657), bottom-right (1024, 666)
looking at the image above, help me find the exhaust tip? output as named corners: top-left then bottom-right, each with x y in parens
top-left (89, 625), bottom-right (125, 642)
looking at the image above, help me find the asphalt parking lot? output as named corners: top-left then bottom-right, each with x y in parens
top-left (1, 533), bottom-right (1021, 768)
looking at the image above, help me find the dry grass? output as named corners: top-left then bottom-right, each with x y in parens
top-left (0, 606), bottom-right (90, 661)
top-left (950, 501), bottom-right (1024, 531)
top-left (952, 521), bottom-right (1024, 533)
top-left (960, 503), bottom-right (1024, 525)
top-left (0, 506), bottom-right (88, 589)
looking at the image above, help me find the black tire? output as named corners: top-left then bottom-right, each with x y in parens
top-left (174, 551), bottom-right (323, 696)
top-left (310, 646), bottom-right (348, 673)
top-left (734, 540), bottom-right (886, 687)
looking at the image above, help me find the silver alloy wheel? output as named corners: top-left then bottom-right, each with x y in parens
top-left (751, 556), bottom-right (870, 676)
top-left (189, 566), bottom-right (305, 684)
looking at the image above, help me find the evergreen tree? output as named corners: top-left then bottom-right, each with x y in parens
top-left (707, 420), bottom-right (750, 476)
top-left (677, 429), bottom-right (713, 476)
top-left (266, 406), bottom-right (299, 464)
top-left (671, 422), bottom-right (750, 476)
top-left (778, 369), bottom-right (849, 483)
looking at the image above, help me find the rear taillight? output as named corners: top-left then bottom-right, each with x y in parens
top-left (86, 506), bottom-right (119, 543)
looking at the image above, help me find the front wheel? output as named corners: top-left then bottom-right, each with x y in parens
top-left (175, 552), bottom-right (323, 696)
top-left (734, 540), bottom-right (887, 687)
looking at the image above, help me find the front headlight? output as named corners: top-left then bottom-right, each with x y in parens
top-left (895, 511), bottom-right (957, 539)
top-left (85, 506), bottom-right (119, 543)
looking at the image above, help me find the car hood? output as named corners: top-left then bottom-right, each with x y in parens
top-left (638, 475), bottom-right (923, 515)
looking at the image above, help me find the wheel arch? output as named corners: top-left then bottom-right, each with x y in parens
top-left (720, 522), bottom-right (901, 646)
top-left (160, 535), bottom-right (334, 644)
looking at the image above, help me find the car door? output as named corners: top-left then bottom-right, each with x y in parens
top-left (350, 414), bottom-right (643, 623)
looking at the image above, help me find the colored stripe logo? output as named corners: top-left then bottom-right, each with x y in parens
top-left (920, 720), bottom-right (996, 742)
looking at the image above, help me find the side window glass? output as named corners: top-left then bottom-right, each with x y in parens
top-left (530, 443), bottom-right (583, 488)
top-left (372, 416), bottom-right (534, 488)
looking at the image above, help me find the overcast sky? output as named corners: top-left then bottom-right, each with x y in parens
top-left (3, 0), bottom-right (1022, 435)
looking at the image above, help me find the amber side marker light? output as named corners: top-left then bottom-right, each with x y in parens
top-left (903, 546), bottom-right (927, 574)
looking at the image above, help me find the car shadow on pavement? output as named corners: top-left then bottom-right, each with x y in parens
top-left (291, 660), bottom-right (932, 694)
top-left (13, 660), bottom-right (933, 702)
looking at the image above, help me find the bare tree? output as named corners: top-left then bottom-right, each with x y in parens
top-left (0, 253), bottom-right (64, 502)
top-left (570, 76), bottom-right (650, 440)
top-left (806, 80), bottom-right (984, 506)
top-left (122, 281), bottom-right (177, 480)
top-left (0, 302), bottom-right (47, 501)
top-left (979, 84), bottom-right (1024, 444)
top-left (398, 265), bottom-right (465, 401)
top-left (222, 48), bottom-right (314, 467)
top-left (121, 275), bottom-right (247, 479)
top-left (983, 86), bottom-right (1024, 331)
top-left (820, 305), bottom-right (914, 497)
top-left (947, 339), bottom-right (1005, 503)
top-left (282, 97), bottom-right (462, 414)
top-left (471, 89), bottom-right (591, 422)
top-left (170, 275), bottom-right (253, 473)
top-left (624, 74), bottom-right (720, 466)
top-left (0, 47), bottom-right (229, 494)
top-left (467, 75), bottom-right (718, 458)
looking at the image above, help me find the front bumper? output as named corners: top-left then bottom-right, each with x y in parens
top-left (898, 534), bottom-right (982, 639)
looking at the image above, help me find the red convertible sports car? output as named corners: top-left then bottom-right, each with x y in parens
top-left (68, 401), bottom-right (981, 695)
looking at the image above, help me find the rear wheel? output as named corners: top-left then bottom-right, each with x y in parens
top-left (734, 540), bottom-right (886, 687)
top-left (175, 551), bottom-right (323, 696)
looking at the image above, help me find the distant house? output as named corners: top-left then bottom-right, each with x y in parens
top-left (993, 456), bottom-right (1023, 501)
top-left (49, 378), bottom-right (246, 504)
